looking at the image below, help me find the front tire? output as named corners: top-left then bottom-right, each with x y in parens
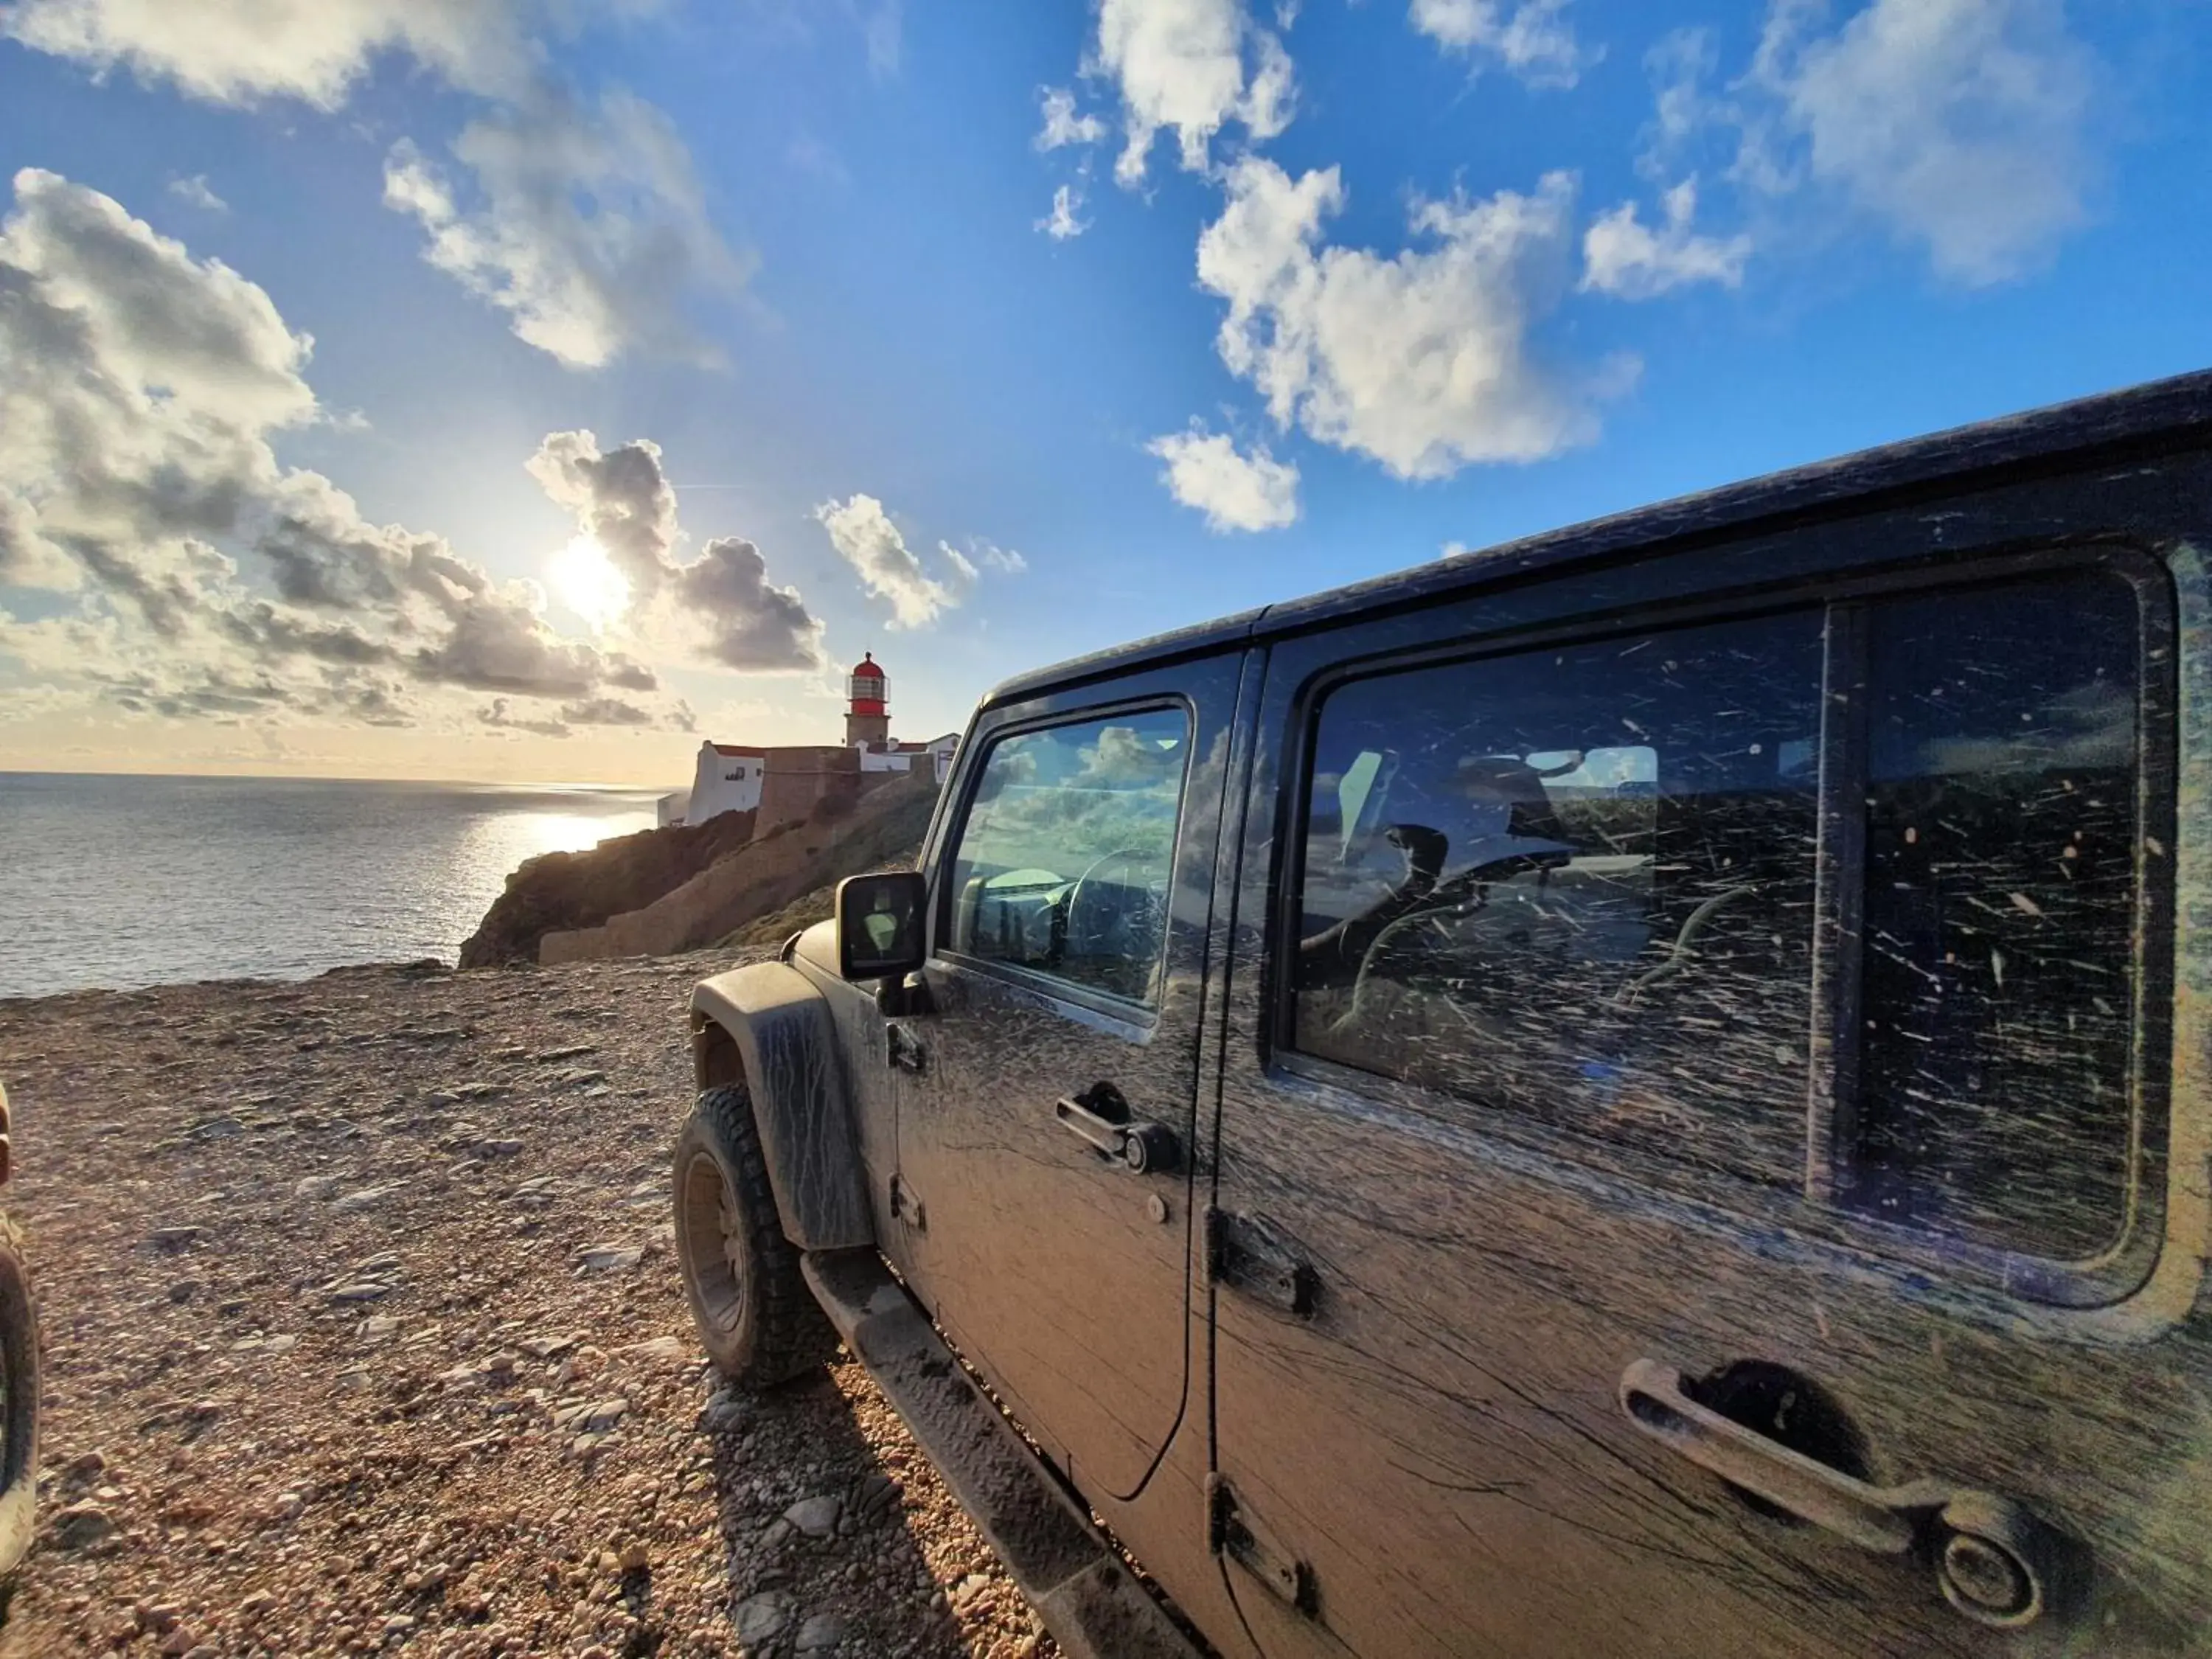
top-left (0, 1215), bottom-right (39, 1580)
top-left (673, 1085), bottom-right (835, 1388)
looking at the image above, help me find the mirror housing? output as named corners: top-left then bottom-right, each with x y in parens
top-left (835, 870), bottom-right (928, 982)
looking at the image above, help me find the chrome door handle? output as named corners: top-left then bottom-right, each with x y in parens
top-left (1620, 1359), bottom-right (2082, 1628)
top-left (1054, 1088), bottom-right (1179, 1175)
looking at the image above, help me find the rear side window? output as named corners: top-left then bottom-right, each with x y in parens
top-left (946, 707), bottom-right (1190, 1007)
top-left (1293, 613), bottom-right (1826, 1186)
top-left (1849, 574), bottom-right (2146, 1258)
top-left (1287, 567), bottom-right (2161, 1266)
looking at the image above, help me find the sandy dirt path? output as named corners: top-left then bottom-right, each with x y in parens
top-left (0, 954), bottom-right (1058, 1659)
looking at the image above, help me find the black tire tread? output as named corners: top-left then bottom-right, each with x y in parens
top-left (687, 1085), bottom-right (837, 1388)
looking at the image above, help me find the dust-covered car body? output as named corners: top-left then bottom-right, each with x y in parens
top-left (675, 369), bottom-right (2212, 1659)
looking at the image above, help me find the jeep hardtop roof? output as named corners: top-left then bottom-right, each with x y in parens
top-left (986, 366), bottom-right (2212, 709)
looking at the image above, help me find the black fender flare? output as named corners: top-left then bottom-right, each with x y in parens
top-left (690, 961), bottom-right (873, 1251)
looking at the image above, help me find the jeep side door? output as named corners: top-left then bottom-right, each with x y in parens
top-left (894, 653), bottom-right (1243, 1502)
top-left (1208, 480), bottom-right (2212, 1655)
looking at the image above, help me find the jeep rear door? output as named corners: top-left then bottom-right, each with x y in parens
top-left (1206, 469), bottom-right (2212, 1655)
top-left (893, 652), bottom-right (1245, 1503)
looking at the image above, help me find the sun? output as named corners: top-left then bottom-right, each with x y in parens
top-left (549, 535), bottom-right (630, 633)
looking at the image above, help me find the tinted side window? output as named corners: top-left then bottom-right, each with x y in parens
top-left (946, 708), bottom-right (1189, 1006)
top-left (1293, 613), bottom-right (1826, 1186)
top-left (1850, 572), bottom-right (2146, 1258)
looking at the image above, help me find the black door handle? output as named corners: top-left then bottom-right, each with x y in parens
top-left (1620, 1359), bottom-right (2081, 1628)
top-left (1054, 1088), bottom-right (1179, 1174)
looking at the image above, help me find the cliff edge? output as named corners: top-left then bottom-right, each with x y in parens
top-left (538, 768), bottom-right (938, 966)
top-left (457, 807), bottom-right (760, 968)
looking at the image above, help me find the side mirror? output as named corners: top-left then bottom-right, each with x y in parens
top-left (835, 871), bottom-right (928, 982)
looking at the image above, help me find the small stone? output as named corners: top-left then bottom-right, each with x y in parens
top-left (784, 1495), bottom-right (840, 1540)
top-left (263, 1334), bottom-right (298, 1354)
top-left (333, 1186), bottom-right (397, 1212)
top-left (576, 1245), bottom-right (642, 1273)
top-left (60, 1450), bottom-right (105, 1485)
top-left (734, 1590), bottom-right (792, 1645)
top-left (337, 1367), bottom-right (372, 1391)
top-left (327, 1281), bottom-right (392, 1304)
top-left (616, 1335), bottom-right (689, 1365)
top-left (794, 1612), bottom-right (847, 1652)
top-left (361, 1316), bottom-right (400, 1343)
top-left (616, 1539), bottom-right (650, 1572)
top-left (148, 1225), bottom-right (207, 1252)
top-left (187, 1116), bottom-right (244, 1141)
top-left (294, 1175), bottom-right (342, 1200)
top-left (700, 1397), bottom-right (751, 1436)
top-left (582, 1398), bottom-right (627, 1433)
top-left (164, 1279), bottom-right (202, 1304)
top-left (383, 1613), bottom-right (416, 1637)
top-left (475, 1138), bottom-right (524, 1160)
top-left (156, 1630), bottom-right (198, 1657)
top-left (49, 1501), bottom-right (114, 1549)
top-left (952, 1572), bottom-right (992, 1607)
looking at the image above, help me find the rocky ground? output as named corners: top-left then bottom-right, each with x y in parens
top-left (0, 954), bottom-right (1060, 1659)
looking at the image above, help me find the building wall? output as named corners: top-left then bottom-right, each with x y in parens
top-left (754, 745), bottom-right (865, 836)
top-left (687, 742), bottom-right (765, 824)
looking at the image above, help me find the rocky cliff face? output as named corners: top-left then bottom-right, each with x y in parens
top-left (538, 769), bottom-right (939, 967)
top-left (456, 808), bottom-right (760, 969)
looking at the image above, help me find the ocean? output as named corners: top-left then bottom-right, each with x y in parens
top-left (0, 773), bottom-right (664, 999)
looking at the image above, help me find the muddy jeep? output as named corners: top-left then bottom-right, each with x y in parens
top-left (673, 370), bottom-right (2212, 1659)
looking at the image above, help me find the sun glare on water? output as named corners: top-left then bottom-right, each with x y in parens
top-left (549, 536), bottom-right (630, 633)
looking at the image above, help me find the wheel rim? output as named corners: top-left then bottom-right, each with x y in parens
top-left (680, 1150), bottom-right (748, 1338)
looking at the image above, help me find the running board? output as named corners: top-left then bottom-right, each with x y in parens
top-left (800, 1248), bottom-right (1203, 1659)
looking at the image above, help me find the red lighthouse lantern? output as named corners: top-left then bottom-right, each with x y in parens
top-left (846, 652), bottom-right (890, 748)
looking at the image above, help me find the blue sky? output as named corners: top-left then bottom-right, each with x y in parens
top-left (1, 0), bottom-right (2208, 784)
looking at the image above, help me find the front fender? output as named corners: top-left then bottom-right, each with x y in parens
top-left (691, 961), bottom-right (872, 1251)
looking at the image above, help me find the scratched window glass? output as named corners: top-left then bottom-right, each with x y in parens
top-left (1850, 573), bottom-right (2146, 1259)
top-left (947, 708), bottom-right (1189, 1006)
top-left (1293, 615), bottom-right (1826, 1185)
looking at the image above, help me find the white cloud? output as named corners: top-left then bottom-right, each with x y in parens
top-left (813, 494), bottom-right (998, 628)
top-left (382, 87), bottom-right (742, 369)
top-left (526, 430), bottom-right (825, 672)
top-left (166, 173), bottom-right (227, 212)
top-left (1197, 156), bottom-right (1611, 481)
top-left (7, 0), bottom-right (742, 367)
top-left (1036, 184), bottom-right (1090, 241)
top-left (1750, 0), bottom-right (2096, 285)
top-left (0, 169), bottom-right (695, 737)
top-left (1645, 1), bottom-right (2101, 288)
top-left (1582, 178), bottom-right (1750, 299)
top-left (971, 540), bottom-right (1027, 574)
top-left (1147, 427), bottom-right (1299, 532)
top-left (1409, 0), bottom-right (1590, 88)
top-left (0, 0), bottom-right (540, 106)
top-left (1036, 85), bottom-right (1107, 150)
top-left (1090, 0), bottom-right (1296, 186)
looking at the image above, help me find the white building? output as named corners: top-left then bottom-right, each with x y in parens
top-left (669, 741), bottom-right (765, 827)
top-left (859, 734), bottom-right (960, 784)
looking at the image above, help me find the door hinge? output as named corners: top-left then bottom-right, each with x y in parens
top-left (886, 1021), bottom-right (927, 1076)
top-left (1205, 1207), bottom-right (1320, 1319)
top-left (1208, 1474), bottom-right (1316, 1617)
top-left (889, 1172), bottom-right (926, 1231)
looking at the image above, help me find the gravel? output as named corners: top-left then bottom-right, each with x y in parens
top-left (0, 953), bottom-right (1059, 1658)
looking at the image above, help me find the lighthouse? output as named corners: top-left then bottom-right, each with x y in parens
top-left (846, 651), bottom-right (890, 748)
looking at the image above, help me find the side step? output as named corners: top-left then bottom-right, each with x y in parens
top-left (801, 1248), bottom-right (1204, 1659)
